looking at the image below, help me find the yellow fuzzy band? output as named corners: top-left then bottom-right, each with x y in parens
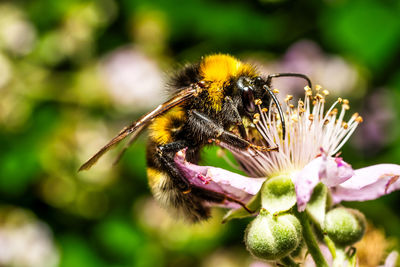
top-left (149, 107), bottom-right (185, 145)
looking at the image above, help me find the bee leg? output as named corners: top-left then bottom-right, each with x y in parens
top-left (156, 140), bottom-right (192, 192)
top-left (223, 96), bottom-right (248, 140)
top-left (189, 110), bottom-right (275, 152)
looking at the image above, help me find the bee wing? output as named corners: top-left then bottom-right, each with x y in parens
top-left (79, 87), bottom-right (198, 171)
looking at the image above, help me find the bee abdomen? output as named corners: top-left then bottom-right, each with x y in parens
top-left (146, 167), bottom-right (210, 222)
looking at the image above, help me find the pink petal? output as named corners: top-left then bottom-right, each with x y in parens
top-left (294, 157), bottom-right (323, 211)
top-left (381, 251), bottom-right (398, 267)
top-left (295, 155), bottom-right (354, 211)
top-left (174, 150), bottom-right (265, 206)
top-left (320, 157), bottom-right (354, 187)
top-left (331, 164), bottom-right (400, 203)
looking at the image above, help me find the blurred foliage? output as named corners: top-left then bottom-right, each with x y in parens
top-left (0, 0), bottom-right (400, 266)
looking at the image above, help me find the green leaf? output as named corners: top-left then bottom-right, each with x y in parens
top-left (306, 183), bottom-right (328, 229)
top-left (222, 190), bottom-right (261, 223)
top-left (261, 175), bottom-right (296, 215)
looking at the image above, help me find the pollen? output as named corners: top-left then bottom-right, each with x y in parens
top-left (255, 99), bottom-right (262, 105)
top-left (285, 95), bottom-right (293, 102)
top-left (329, 108), bottom-right (338, 116)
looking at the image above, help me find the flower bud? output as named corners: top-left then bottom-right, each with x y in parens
top-left (245, 212), bottom-right (302, 260)
top-left (261, 174), bottom-right (297, 214)
top-left (324, 207), bottom-right (366, 246)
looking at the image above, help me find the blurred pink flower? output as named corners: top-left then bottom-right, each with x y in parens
top-left (99, 46), bottom-right (164, 111)
top-left (0, 207), bottom-right (59, 267)
top-left (354, 89), bottom-right (397, 154)
top-left (247, 40), bottom-right (360, 99)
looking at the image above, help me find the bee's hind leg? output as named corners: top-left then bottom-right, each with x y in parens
top-left (155, 140), bottom-right (192, 192)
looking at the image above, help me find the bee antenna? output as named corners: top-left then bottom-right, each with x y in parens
top-left (263, 84), bottom-right (286, 140)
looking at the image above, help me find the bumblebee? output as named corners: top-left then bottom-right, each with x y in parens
top-left (79, 54), bottom-right (311, 222)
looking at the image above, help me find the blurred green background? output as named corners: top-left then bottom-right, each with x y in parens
top-left (0, 0), bottom-right (400, 266)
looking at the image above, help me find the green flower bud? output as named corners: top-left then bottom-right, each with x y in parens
top-left (261, 174), bottom-right (297, 214)
top-left (245, 212), bottom-right (302, 260)
top-left (324, 207), bottom-right (366, 246)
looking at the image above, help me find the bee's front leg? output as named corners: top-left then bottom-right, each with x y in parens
top-left (223, 96), bottom-right (248, 140)
top-left (188, 110), bottom-right (276, 152)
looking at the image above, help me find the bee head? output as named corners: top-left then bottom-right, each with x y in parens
top-left (236, 75), bottom-right (286, 137)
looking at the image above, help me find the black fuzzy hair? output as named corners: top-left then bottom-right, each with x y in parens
top-left (168, 63), bottom-right (201, 94)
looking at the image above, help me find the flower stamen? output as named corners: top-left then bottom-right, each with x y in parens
top-left (228, 86), bottom-right (362, 178)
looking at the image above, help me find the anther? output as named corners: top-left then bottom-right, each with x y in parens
top-left (316, 84), bottom-right (322, 91)
top-left (262, 108), bottom-right (268, 113)
top-left (254, 99), bottom-right (262, 105)
top-left (285, 95), bottom-right (293, 102)
top-left (289, 104), bottom-right (294, 108)
top-left (356, 116), bottom-right (363, 123)
top-left (329, 111), bottom-right (336, 116)
top-left (322, 89), bottom-right (330, 96)
top-left (272, 89), bottom-right (280, 94)
top-left (309, 114), bottom-right (314, 121)
top-left (338, 97), bottom-right (343, 103)
top-left (253, 113), bottom-right (260, 119)
top-left (342, 122), bottom-right (349, 129)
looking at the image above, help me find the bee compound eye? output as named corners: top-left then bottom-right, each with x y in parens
top-left (242, 87), bottom-right (256, 113)
top-left (254, 76), bottom-right (263, 84)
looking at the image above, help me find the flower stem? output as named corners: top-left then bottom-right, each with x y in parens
top-left (332, 247), bottom-right (346, 267)
top-left (297, 211), bottom-right (329, 267)
top-left (280, 256), bottom-right (299, 267)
